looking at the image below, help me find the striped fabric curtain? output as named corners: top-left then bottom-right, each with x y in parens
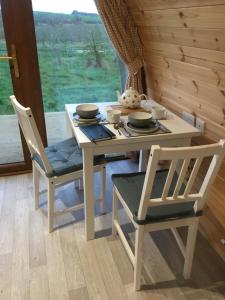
top-left (95, 0), bottom-right (145, 93)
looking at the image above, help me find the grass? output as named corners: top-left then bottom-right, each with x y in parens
top-left (38, 45), bottom-right (121, 112)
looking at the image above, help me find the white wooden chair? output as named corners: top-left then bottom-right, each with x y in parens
top-left (10, 95), bottom-right (106, 232)
top-left (112, 140), bottom-right (225, 290)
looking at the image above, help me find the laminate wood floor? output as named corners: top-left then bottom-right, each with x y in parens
top-left (0, 159), bottom-right (225, 300)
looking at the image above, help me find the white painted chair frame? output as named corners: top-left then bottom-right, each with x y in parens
top-left (112, 140), bottom-right (225, 290)
top-left (10, 95), bottom-right (106, 232)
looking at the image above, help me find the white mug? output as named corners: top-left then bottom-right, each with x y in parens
top-left (106, 109), bottom-right (121, 123)
top-left (151, 106), bottom-right (166, 120)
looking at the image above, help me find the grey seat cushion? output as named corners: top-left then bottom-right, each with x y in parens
top-left (33, 137), bottom-right (105, 177)
top-left (112, 170), bottom-right (201, 225)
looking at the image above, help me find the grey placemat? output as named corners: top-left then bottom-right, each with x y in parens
top-left (120, 121), bottom-right (171, 137)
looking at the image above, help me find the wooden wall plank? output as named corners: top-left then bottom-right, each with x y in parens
top-left (200, 206), bottom-right (225, 262)
top-left (148, 75), bottom-right (225, 124)
top-left (127, 0), bottom-right (225, 11)
top-left (145, 48), bottom-right (225, 74)
top-left (132, 5), bottom-right (225, 29)
top-left (143, 42), bottom-right (225, 71)
top-left (140, 27), bottom-right (225, 51)
top-left (127, 0), bottom-right (139, 9)
top-left (147, 88), bottom-right (225, 141)
top-left (148, 66), bottom-right (225, 109)
top-left (218, 160), bottom-right (225, 179)
top-left (208, 183), bottom-right (225, 226)
top-left (150, 70), bottom-right (225, 120)
top-left (144, 53), bottom-right (225, 89)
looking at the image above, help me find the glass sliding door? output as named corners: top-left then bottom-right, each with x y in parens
top-left (31, 0), bottom-right (124, 145)
top-left (0, 0), bottom-right (47, 175)
top-left (0, 4), bottom-right (24, 165)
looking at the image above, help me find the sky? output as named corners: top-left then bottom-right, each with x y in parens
top-left (32, 0), bottom-right (98, 14)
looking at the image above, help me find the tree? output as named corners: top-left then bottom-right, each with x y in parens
top-left (87, 30), bottom-right (104, 68)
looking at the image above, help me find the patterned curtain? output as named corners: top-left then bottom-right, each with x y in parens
top-left (95, 0), bottom-right (144, 93)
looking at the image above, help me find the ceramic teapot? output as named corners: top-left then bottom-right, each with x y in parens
top-left (116, 87), bottom-right (147, 109)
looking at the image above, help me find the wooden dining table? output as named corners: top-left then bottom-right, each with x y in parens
top-left (65, 100), bottom-right (200, 240)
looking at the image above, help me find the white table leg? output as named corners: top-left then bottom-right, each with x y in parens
top-left (83, 147), bottom-right (95, 240)
top-left (65, 111), bottom-right (73, 138)
top-left (139, 150), bottom-right (149, 172)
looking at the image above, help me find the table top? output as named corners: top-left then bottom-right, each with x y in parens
top-left (65, 100), bottom-right (200, 148)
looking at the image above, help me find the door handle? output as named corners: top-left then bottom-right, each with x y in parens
top-left (0, 44), bottom-right (19, 78)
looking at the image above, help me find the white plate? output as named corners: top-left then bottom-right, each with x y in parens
top-left (126, 122), bottom-right (159, 134)
top-left (73, 113), bottom-right (102, 122)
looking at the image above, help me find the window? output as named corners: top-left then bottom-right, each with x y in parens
top-left (32, 0), bottom-right (126, 113)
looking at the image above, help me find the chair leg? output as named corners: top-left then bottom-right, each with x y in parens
top-left (33, 162), bottom-right (40, 210)
top-left (48, 180), bottom-right (55, 233)
top-left (100, 166), bottom-right (106, 213)
top-left (134, 226), bottom-right (145, 291)
top-left (112, 187), bottom-right (118, 236)
top-left (183, 219), bottom-right (199, 279)
top-left (74, 179), bottom-right (79, 189)
top-left (78, 178), bottom-right (83, 190)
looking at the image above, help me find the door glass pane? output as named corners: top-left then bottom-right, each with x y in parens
top-left (32, 0), bottom-right (125, 145)
top-left (0, 5), bottom-right (24, 164)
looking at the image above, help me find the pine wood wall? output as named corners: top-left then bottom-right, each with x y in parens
top-left (127, 0), bottom-right (225, 260)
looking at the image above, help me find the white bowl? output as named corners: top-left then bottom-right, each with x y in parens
top-left (76, 104), bottom-right (99, 119)
top-left (128, 112), bottom-right (152, 128)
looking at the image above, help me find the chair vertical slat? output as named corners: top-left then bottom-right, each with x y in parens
top-left (184, 158), bottom-right (203, 197)
top-left (161, 159), bottom-right (178, 200)
top-left (173, 159), bottom-right (190, 199)
top-left (138, 145), bottom-right (161, 220)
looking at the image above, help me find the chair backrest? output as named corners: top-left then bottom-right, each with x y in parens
top-left (10, 95), bottom-right (52, 174)
top-left (138, 140), bottom-right (225, 220)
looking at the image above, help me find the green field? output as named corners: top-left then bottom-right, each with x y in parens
top-left (0, 11), bottom-right (124, 114)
